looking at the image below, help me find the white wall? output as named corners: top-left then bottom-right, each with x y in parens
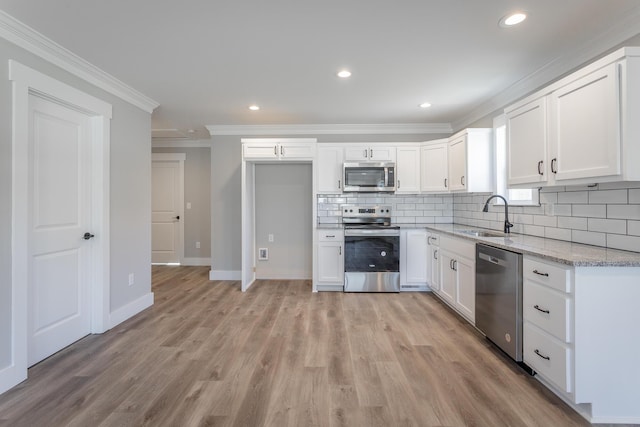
top-left (0, 37), bottom-right (152, 372)
top-left (255, 164), bottom-right (312, 279)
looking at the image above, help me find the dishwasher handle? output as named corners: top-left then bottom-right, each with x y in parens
top-left (478, 251), bottom-right (508, 267)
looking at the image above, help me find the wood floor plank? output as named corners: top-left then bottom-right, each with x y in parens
top-left (0, 266), bottom-right (607, 427)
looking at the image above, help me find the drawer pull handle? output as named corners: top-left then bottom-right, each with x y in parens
top-left (534, 305), bottom-right (550, 314)
top-left (534, 349), bottom-right (551, 361)
top-left (326, 235), bottom-right (335, 238)
top-left (533, 269), bottom-right (549, 277)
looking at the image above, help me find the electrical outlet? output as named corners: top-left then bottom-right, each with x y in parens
top-left (196, 241), bottom-right (201, 249)
top-left (268, 234), bottom-right (274, 242)
top-left (258, 248), bottom-right (268, 260)
top-left (128, 273), bottom-right (134, 286)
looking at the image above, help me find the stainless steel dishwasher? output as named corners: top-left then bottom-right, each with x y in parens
top-left (475, 243), bottom-right (523, 362)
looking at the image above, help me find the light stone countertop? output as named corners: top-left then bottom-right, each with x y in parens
top-left (416, 223), bottom-right (640, 267)
top-left (316, 222), bottom-right (640, 266)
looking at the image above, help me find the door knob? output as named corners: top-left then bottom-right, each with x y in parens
top-left (174, 216), bottom-right (180, 220)
top-left (83, 232), bottom-right (95, 240)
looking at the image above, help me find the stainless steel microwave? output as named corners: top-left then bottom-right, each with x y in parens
top-left (343, 162), bottom-right (396, 192)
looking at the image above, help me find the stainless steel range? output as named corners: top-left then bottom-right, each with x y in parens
top-left (342, 205), bottom-right (400, 292)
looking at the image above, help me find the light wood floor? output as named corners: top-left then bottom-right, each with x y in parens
top-left (0, 266), bottom-right (606, 426)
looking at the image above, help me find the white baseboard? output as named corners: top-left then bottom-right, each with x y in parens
top-left (0, 362), bottom-right (27, 397)
top-left (256, 272), bottom-right (312, 280)
top-left (182, 257), bottom-right (211, 266)
top-left (209, 270), bottom-right (241, 280)
top-left (109, 292), bottom-right (154, 329)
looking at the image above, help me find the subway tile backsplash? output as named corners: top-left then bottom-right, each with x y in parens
top-left (317, 194), bottom-right (454, 225)
top-left (453, 183), bottom-right (640, 252)
top-left (317, 182), bottom-right (640, 253)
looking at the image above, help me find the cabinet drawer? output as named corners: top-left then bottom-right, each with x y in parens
top-left (523, 281), bottom-right (572, 343)
top-left (440, 235), bottom-right (474, 260)
top-left (523, 257), bottom-right (572, 293)
top-left (524, 323), bottom-right (572, 393)
top-left (318, 230), bottom-right (344, 241)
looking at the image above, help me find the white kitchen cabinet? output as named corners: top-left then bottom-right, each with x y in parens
top-left (400, 229), bottom-right (428, 291)
top-left (426, 233), bottom-right (440, 293)
top-left (344, 144), bottom-right (396, 162)
top-left (437, 235), bottom-right (476, 323)
top-left (549, 63), bottom-right (620, 182)
top-left (316, 230), bottom-right (344, 290)
top-left (506, 97), bottom-right (548, 185)
top-left (521, 254), bottom-right (640, 422)
top-left (506, 47), bottom-right (640, 188)
top-left (421, 139), bottom-right (449, 192)
top-left (447, 129), bottom-right (494, 193)
top-left (317, 145), bottom-right (344, 193)
top-left (242, 138), bottom-right (316, 161)
top-left (396, 145), bottom-right (421, 194)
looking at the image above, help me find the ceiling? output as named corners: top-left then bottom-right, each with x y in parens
top-left (2, 0), bottom-right (640, 139)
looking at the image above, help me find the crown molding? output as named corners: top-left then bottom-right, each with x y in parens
top-left (152, 139), bottom-right (211, 148)
top-left (206, 123), bottom-right (452, 136)
top-left (0, 10), bottom-right (159, 113)
top-left (452, 5), bottom-right (640, 131)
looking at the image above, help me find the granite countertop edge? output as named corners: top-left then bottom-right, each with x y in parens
top-left (317, 222), bottom-right (640, 267)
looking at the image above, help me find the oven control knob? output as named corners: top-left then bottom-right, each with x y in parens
top-left (381, 251), bottom-right (387, 257)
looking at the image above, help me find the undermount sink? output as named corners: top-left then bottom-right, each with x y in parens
top-left (459, 229), bottom-right (507, 238)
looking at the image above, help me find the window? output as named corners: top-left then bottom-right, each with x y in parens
top-left (493, 115), bottom-right (539, 206)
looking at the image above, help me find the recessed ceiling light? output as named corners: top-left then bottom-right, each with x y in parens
top-left (499, 12), bottom-right (527, 28)
top-left (337, 70), bottom-right (352, 78)
top-left (249, 105), bottom-right (260, 111)
top-left (419, 102), bottom-right (432, 109)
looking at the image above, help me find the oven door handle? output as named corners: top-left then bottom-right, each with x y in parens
top-left (344, 229), bottom-right (400, 237)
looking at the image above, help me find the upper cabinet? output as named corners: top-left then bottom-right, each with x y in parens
top-left (447, 128), bottom-right (494, 193)
top-left (395, 145), bottom-right (421, 194)
top-left (506, 47), bottom-right (640, 187)
top-left (317, 145), bottom-right (344, 193)
top-left (242, 138), bottom-right (316, 161)
top-left (344, 144), bottom-right (396, 162)
top-left (421, 139), bottom-right (449, 192)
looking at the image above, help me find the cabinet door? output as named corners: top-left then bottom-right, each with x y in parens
top-left (402, 229), bottom-right (428, 284)
top-left (550, 63), bottom-right (620, 181)
top-left (440, 251), bottom-right (456, 305)
top-left (344, 146), bottom-right (370, 161)
top-left (279, 142), bottom-right (315, 160)
top-left (507, 98), bottom-right (548, 185)
top-left (428, 245), bottom-right (441, 292)
top-left (421, 141), bottom-right (448, 192)
top-left (396, 146), bottom-right (421, 194)
top-left (243, 142), bottom-right (278, 159)
top-left (370, 146), bottom-right (396, 161)
top-left (455, 257), bottom-right (475, 323)
top-left (317, 241), bottom-right (344, 283)
top-left (448, 136), bottom-right (467, 191)
top-left (317, 146), bottom-right (344, 193)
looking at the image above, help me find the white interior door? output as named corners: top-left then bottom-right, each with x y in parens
top-left (152, 155), bottom-right (184, 264)
top-left (28, 94), bottom-right (92, 366)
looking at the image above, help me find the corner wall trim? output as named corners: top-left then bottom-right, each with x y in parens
top-left (207, 123), bottom-right (453, 136)
top-left (0, 10), bottom-right (159, 113)
top-left (182, 257), bottom-right (212, 266)
top-left (209, 270), bottom-right (242, 281)
top-left (108, 292), bottom-right (154, 329)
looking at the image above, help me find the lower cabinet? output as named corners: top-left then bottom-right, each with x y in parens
top-left (437, 235), bottom-right (476, 323)
top-left (522, 254), bottom-right (640, 422)
top-left (316, 230), bottom-right (344, 291)
top-left (400, 229), bottom-right (428, 291)
top-left (427, 233), bottom-right (441, 292)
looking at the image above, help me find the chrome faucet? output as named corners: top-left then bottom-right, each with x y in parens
top-left (482, 195), bottom-right (513, 234)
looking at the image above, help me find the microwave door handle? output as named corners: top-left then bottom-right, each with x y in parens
top-left (385, 167), bottom-right (389, 189)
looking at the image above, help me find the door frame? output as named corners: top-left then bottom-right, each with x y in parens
top-left (2, 61), bottom-right (112, 394)
top-left (151, 153), bottom-right (185, 265)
